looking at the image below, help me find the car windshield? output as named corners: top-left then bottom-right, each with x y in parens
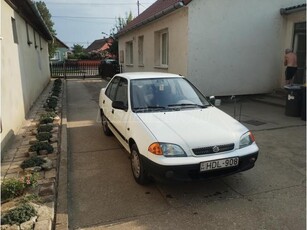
top-left (130, 77), bottom-right (210, 112)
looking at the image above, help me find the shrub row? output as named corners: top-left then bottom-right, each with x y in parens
top-left (1, 79), bottom-right (63, 226)
top-left (44, 79), bottom-right (62, 111)
top-left (28, 79), bottom-right (62, 155)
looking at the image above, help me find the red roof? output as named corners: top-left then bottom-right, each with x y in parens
top-left (117, 0), bottom-right (192, 36)
top-left (85, 38), bottom-right (113, 53)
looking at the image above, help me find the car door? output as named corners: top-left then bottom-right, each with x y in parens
top-left (111, 77), bottom-right (130, 147)
top-left (103, 76), bottom-right (120, 121)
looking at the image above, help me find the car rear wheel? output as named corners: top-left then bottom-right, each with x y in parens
top-left (131, 144), bottom-right (150, 185)
top-left (100, 110), bottom-right (112, 136)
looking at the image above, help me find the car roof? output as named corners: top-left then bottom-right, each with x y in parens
top-left (115, 72), bottom-right (183, 80)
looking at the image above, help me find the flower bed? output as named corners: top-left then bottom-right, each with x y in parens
top-left (1, 78), bottom-right (63, 230)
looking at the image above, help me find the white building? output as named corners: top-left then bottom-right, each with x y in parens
top-left (117, 0), bottom-right (306, 96)
top-left (1, 0), bottom-right (53, 151)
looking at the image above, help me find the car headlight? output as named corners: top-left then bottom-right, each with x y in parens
top-left (148, 142), bottom-right (187, 157)
top-left (239, 131), bottom-right (255, 149)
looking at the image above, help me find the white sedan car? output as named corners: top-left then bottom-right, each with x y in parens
top-left (99, 72), bottom-right (259, 184)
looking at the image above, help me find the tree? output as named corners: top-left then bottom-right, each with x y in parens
top-left (71, 44), bottom-right (85, 55)
top-left (35, 1), bottom-right (57, 58)
top-left (107, 11), bottom-right (134, 57)
top-left (68, 44), bottom-right (89, 59)
top-left (111, 11), bottom-right (133, 35)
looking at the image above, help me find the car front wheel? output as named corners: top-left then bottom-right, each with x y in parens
top-left (131, 144), bottom-right (150, 185)
top-left (100, 110), bottom-right (112, 136)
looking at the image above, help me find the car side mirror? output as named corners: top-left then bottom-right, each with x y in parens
top-left (209, 96), bottom-right (215, 104)
top-left (209, 96), bottom-right (221, 106)
top-left (112, 101), bottom-right (127, 111)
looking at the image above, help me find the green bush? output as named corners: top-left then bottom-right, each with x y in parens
top-left (37, 124), bottom-right (53, 133)
top-left (29, 142), bottom-right (54, 154)
top-left (52, 83), bottom-right (62, 90)
top-left (46, 97), bottom-right (58, 107)
top-left (54, 78), bottom-right (62, 85)
top-left (20, 156), bottom-right (46, 169)
top-left (40, 112), bottom-right (57, 119)
top-left (1, 178), bottom-right (25, 201)
top-left (46, 98), bottom-right (58, 110)
top-left (19, 173), bottom-right (38, 188)
top-left (52, 84), bottom-right (61, 90)
top-left (45, 107), bottom-right (55, 112)
top-left (36, 132), bottom-right (52, 142)
top-left (53, 84), bottom-right (61, 89)
top-left (39, 112), bottom-right (57, 123)
top-left (1, 203), bottom-right (37, 225)
top-left (39, 117), bottom-right (53, 124)
top-left (51, 92), bottom-right (60, 98)
top-left (51, 88), bottom-right (61, 97)
top-left (19, 194), bottom-right (41, 204)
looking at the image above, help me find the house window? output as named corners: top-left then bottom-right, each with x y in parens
top-left (161, 32), bottom-right (168, 66)
top-left (11, 17), bottom-right (18, 44)
top-left (26, 23), bottom-right (32, 45)
top-left (119, 50), bottom-right (124, 63)
top-left (51, 51), bottom-right (60, 61)
top-left (138, 36), bottom-right (144, 66)
top-left (154, 29), bottom-right (168, 67)
top-left (34, 29), bottom-right (38, 49)
top-left (39, 36), bottom-right (43, 50)
top-left (125, 41), bottom-right (133, 65)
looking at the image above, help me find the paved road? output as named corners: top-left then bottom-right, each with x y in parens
top-left (66, 79), bottom-right (306, 230)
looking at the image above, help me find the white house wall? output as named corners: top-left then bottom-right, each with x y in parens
top-left (118, 8), bottom-right (188, 76)
top-left (187, 0), bottom-right (303, 96)
top-left (1, 1), bottom-right (50, 150)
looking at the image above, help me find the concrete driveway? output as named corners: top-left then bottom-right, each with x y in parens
top-left (65, 79), bottom-right (306, 230)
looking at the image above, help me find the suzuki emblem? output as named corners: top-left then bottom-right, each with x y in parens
top-left (212, 146), bottom-right (220, 153)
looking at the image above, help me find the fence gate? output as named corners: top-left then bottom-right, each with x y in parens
top-left (50, 60), bottom-right (101, 79)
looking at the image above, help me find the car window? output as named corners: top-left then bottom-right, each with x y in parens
top-left (130, 77), bottom-right (210, 112)
top-left (114, 78), bottom-right (128, 108)
top-left (177, 79), bottom-right (203, 104)
top-left (105, 77), bottom-right (120, 101)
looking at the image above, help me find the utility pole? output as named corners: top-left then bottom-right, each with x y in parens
top-left (137, 0), bottom-right (140, 15)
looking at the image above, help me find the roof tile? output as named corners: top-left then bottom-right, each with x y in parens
top-left (118, 0), bottom-right (192, 36)
top-left (85, 38), bottom-right (113, 52)
top-left (280, 3), bottom-right (306, 15)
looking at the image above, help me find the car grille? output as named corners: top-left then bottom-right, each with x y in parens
top-left (192, 143), bottom-right (235, 155)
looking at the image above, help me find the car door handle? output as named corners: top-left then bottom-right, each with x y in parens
top-left (112, 109), bottom-right (114, 114)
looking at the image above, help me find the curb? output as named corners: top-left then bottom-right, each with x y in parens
top-left (55, 80), bottom-right (69, 230)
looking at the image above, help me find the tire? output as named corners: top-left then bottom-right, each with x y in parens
top-left (100, 110), bottom-right (112, 136)
top-left (130, 144), bottom-right (150, 185)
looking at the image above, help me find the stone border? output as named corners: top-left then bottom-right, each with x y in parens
top-left (55, 80), bottom-right (68, 230)
top-left (1, 79), bottom-right (64, 230)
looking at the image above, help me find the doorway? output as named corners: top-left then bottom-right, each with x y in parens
top-left (293, 22), bottom-right (306, 84)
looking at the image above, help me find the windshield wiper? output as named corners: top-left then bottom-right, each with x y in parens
top-left (167, 103), bottom-right (207, 108)
top-left (133, 106), bottom-right (167, 112)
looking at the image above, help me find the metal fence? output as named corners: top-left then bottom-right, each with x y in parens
top-left (50, 60), bottom-right (100, 79)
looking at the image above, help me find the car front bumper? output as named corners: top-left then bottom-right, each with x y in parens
top-left (141, 152), bottom-right (259, 182)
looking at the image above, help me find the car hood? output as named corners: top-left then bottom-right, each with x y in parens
top-left (136, 107), bottom-right (248, 149)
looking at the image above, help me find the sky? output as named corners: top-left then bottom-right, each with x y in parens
top-left (43, 0), bottom-right (156, 49)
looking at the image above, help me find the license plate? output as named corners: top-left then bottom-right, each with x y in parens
top-left (200, 157), bottom-right (239, 172)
